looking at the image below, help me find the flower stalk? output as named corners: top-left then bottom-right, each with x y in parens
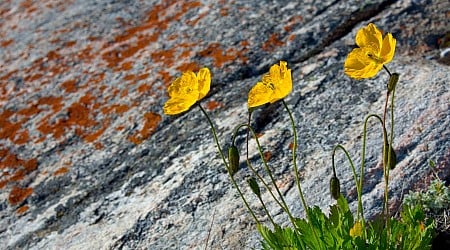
top-left (198, 103), bottom-right (260, 224)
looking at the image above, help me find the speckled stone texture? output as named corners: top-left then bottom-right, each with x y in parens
top-left (0, 0), bottom-right (449, 249)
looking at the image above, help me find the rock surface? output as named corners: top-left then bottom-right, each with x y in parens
top-left (0, 0), bottom-right (449, 249)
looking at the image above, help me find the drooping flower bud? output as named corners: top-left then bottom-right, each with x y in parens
top-left (330, 176), bottom-right (341, 200)
top-left (228, 145), bottom-right (240, 175)
top-left (383, 141), bottom-right (397, 170)
top-left (247, 177), bottom-right (261, 198)
top-left (387, 73), bottom-right (399, 94)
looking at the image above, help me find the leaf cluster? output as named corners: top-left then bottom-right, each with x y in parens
top-left (258, 195), bottom-right (434, 250)
top-left (403, 178), bottom-right (450, 215)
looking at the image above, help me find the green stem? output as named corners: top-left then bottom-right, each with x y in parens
top-left (382, 90), bottom-right (390, 237)
top-left (361, 113), bottom-right (386, 239)
top-left (282, 100), bottom-right (322, 248)
top-left (385, 80), bottom-right (397, 237)
top-left (198, 103), bottom-right (260, 224)
top-left (281, 100), bottom-right (308, 213)
top-left (232, 123), bottom-right (297, 228)
top-left (383, 65), bottom-right (392, 76)
top-left (282, 100), bottom-right (308, 211)
top-left (257, 195), bottom-right (277, 228)
top-left (332, 145), bottom-right (359, 212)
top-left (381, 66), bottom-right (398, 242)
top-left (332, 144), bottom-right (366, 239)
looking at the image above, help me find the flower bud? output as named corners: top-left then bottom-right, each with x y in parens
top-left (330, 176), bottom-right (341, 200)
top-left (387, 73), bottom-right (399, 93)
top-left (247, 177), bottom-right (261, 197)
top-left (228, 145), bottom-right (240, 175)
top-left (383, 142), bottom-right (397, 170)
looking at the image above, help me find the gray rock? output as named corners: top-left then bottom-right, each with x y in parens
top-left (0, 0), bottom-right (448, 249)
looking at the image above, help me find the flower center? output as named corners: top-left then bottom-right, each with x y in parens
top-left (367, 52), bottom-right (383, 64)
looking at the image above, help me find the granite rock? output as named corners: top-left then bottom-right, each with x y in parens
top-left (0, 0), bottom-right (449, 249)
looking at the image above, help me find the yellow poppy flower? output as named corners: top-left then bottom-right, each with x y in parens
top-left (349, 221), bottom-right (363, 238)
top-left (248, 61), bottom-right (292, 108)
top-left (344, 23), bottom-right (396, 79)
top-left (163, 68), bottom-right (211, 115)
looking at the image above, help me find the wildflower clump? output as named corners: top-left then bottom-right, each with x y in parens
top-left (160, 22), bottom-right (438, 249)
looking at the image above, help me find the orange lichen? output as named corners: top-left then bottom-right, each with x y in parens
top-left (179, 49), bottom-right (191, 58)
top-left (48, 0), bottom-right (74, 11)
top-left (136, 73), bottom-right (150, 81)
top-left (87, 36), bottom-right (99, 41)
top-left (90, 72), bottom-right (105, 84)
top-left (94, 142), bottom-right (103, 150)
top-left (9, 169), bottom-right (26, 182)
top-left (101, 104), bottom-right (130, 115)
top-left (16, 205), bottom-right (29, 215)
top-left (284, 15), bottom-right (303, 32)
top-left (0, 180), bottom-right (7, 189)
top-left (120, 89), bottom-right (129, 97)
top-left (0, 149), bottom-right (19, 169)
top-left (23, 158), bottom-right (38, 172)
top-left (75, 45), bottom-right (95, 64)
top-left (51, 38), bottom-right (61, 44)
top-left (61, 79), bottom-right (78, 93)
top-left (137, 83), bottom-right (152, 94)
top-left (38, 96), bottom-right (64, 112)
top-left (37, 95), bottom-right (99, 140)
top-left (53, 167), bottom-right (69, 176)
top-left (0, 149), bottom-right (38, 190)
top-left (83, 118), bottom-right (110, 143)
top-left (262, 33), bottom-right (284, 51)
top-left (264, 151), bottom-right (272, 161)
top-left (13, 130), bottom-right (29, 145)
top-left (220, 7), bottom-right (229, 16)
top-left (240, 40), bottom-right (250, 47)
top-left (206, 100), bottom-right (223, 111)
top-left (8, 186), bottom-right (33, 205)
top-left (151, 49), bottom-right (176, 66)
top-left (123, 74), bottom-right (136, 81)
top-left (128, 112), bottom-right (161, 144)
top-left (25, 73), bottom-right (44, 82)
top-left (46, 50), bottom-right (61, 61)
top-left (0, 118), bottom-right (22, 141)
top-left (288, 34), bottom-right (296, 42)
top-left (19, 0), bottom-right (37, 14)
top-left (65, 40), bottom-right (77, 47)
top-left (176, 62), bottom-right (200, 73)
top-left (83, 126), bottom-right (107, 143)
top-left (167, 34), bottom-right (178, 40)
top-left (101, 1), bottom-right (205, 69)
top-left (66, 102), bottom-right (95, 127)
top-left (158, 70), bottom-right (172, 87)
top-left (198, 43), bottom-right (237, 67)
top-left (0, 69), bottom-right (18, 83)
top-left (1, 39), bottom-right (13, 47)
top-left (121, 61), bottom-right (134, 71)
top-left (37, 119), bottom-right (65, 140)
top-left (125, 72), bottom-right (150, 84)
